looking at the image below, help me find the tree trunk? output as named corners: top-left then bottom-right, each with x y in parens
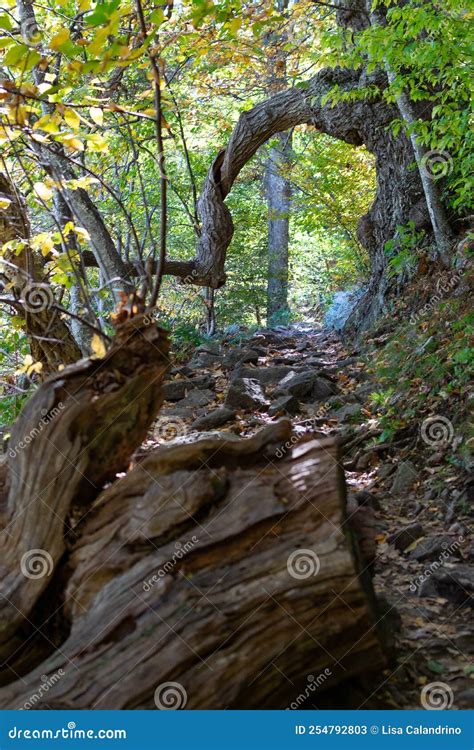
top-left (0, 410), bottom-right (387, 707)
top-left (0, 173), bottom-right (82, 371)
top-left (0, 314), bottom-right (170, 667)
top-left (267, 132), bottom-right (292, 323)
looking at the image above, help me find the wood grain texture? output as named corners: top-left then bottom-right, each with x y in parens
top-left (0, 419), bottom-right (386, 709)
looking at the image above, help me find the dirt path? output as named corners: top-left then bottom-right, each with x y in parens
top-left (145, 324), bottom-right (473, 709)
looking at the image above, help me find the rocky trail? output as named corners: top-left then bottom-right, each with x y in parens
top-left (144, 323), bottom-right (473, 710)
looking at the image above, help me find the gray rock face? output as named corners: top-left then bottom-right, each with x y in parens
top-left (324, 286), bottom-right (367, 331)
top-left (225, 378), bottom-right (268, 410)
top-left (268, 395), bottom-right (299, 417)
top-left (191, 408), bottom-right (236, 431)
top-left (390, 460), bottom-right (418, 494)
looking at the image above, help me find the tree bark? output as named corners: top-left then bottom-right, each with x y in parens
top-left (0, 173), bottom-right (82, 370)
top-left (267, 132), bottom-right (292, 322)
top-left (0, 415), bottom-right (387, 708)
top-left (0, 315), bottom-right (170, 666)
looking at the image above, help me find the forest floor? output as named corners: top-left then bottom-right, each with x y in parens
top-left (142, 317), bottom-right (473, 710)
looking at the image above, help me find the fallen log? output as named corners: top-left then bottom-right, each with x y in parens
top-left (0, 415), bottom-right (387, 708)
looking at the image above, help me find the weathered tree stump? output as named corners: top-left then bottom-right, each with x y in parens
top-left (0, 401), bottom-right (386, 707)
top-left (0, 315), bottom-right (170, 666)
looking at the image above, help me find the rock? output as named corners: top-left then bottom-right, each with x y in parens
top-left (335, 402), bottom-right (362, 421)
top-left (275, 371), bottom-right (336, 400)
top-left (179, 388), bottom-right (215, 408)
top-left (324, 286), bottom-right (367, 331)
top-left (387, 523), bottom-right (425, 552)
top-left (377, 463), bottom-right (395, 480)
top-left (409, 535), bottom-right (454, 562)
top-left (225, 378), bottom-right (268, 410)
top-left (162, 381), bottom-right (188, 401)
top-left (417, 565), bottom-right (473, 606)
top-left (222, 348), bottom-right (260, 368)
top-left (196, 341), bottom-right (220, 354)
top-left (188, 352), bottom-right (220, 369)
top-left (268, 395), bottom-right (299, 417)
top-left (232, 365), bottom-right (296, 386)
top-left (191, 408), bottom-right (236, 431)
top-left (354, 383), bottom-right (376, 402)
top-left (390, 460), bottom-right (418, 494)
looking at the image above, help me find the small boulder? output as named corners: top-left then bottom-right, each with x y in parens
top-left (409, 535), bottom-right (454, 562)
top-left (162, 381), bottom-right (188, 401)
top-left (191, 408), bottom-right (236, 431)
top-left (222, 348), bottom-right (260, 368)
top-left (388, 522), bottom-right (425, 552)
top-left (417, 565), bottom-right (473, 606)
top-left (390, 460), bottom-right (418, 494)
top-left (179, 388), bottom-right (214, 408)
top-left (268, 395), bottom-right (299, 417)
top-left (225, 378), bottom-right (268, 410)
top-left (275, 370), bottom-right (336, 401)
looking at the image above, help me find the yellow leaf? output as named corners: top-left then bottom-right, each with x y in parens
top-left (87, 133), bottom-right (107, 152)
top-left (61, 134), bottom-right (84, 151)
top-left (33, 181), bottom-right (53, 202)
top-left (90, 334), bottom-right (107, 359)
top-left (63, 107), bottom-right (81, 130)
top-left (89, 106), bottom-right (103, 126)
top-left (74, 226), bottom-right (91, 241)
top-left (49, 29), bottom-right (70, 51)
top-left (0, 197), bottom-right (12, 210)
